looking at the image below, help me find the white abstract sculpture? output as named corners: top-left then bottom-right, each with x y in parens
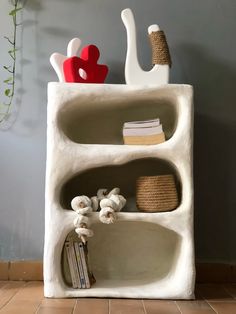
top-left (121, 8), bottom-right (170, 85)
top-left (50, 38), bottom-right (83, 82)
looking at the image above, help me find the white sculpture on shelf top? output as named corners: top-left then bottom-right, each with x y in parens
top-left (50, 38), bottom-right (82, 82)
top-left (121, 8), bottom-right (171, 85)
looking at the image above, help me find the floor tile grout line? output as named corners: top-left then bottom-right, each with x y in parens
top-left (220, 283), bottom-right (234, 298)
top-left (141, 299), bottom-right (147, 314)
top-left (175, 300), bottom-right (183, 314)
top-left (0, 281), bottom-right (11, 295)
top-left (194, 286), bottom-right (219, 313)
top-left (198, 288), bottom-right (219, 314)
top-left (0, 281), bottom-right (43, 313)
top-left (0, 281), bottom-right (27, 311)
top-left (34, 296), bottom-right (45, 314)
top-left (205, 300), bottom-right (219, 314)
top-left (72, 298), bottom-right (78, 314)
top-left (198, 283), bottom-right (236, 302)
top-left (222, 284), bottom-right (236, 299)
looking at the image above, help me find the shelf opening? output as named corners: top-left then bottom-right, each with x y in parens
top-left (58, 93), bottom-right (177, 144)
top-left (62, 221), bottom-right (181, 289)
top-left (60, 158), bottom-right (181, 212)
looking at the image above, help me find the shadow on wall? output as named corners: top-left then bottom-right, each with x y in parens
top-left (194, 113), bottom-right (235, 262)
top-left (1, 0), bottom-right (44, 132)
top-left (22, 0), bottom-right (43, 11)
top-left (176, 43), bottom-right (236, 262)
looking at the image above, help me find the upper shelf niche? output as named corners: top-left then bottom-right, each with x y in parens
top-left (57, 92), bottom-right (177, 144)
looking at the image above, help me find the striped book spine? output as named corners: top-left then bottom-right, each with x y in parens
top-left (79, 242), bottom-right (91, 288)
top-left (65, 241), bottom-right (78, 289)
top-left (69, 238), bottom-right (81, 289)
top-left (74, 241), bottom-right (86, 288)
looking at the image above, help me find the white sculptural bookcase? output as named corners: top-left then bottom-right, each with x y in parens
top-left (44, 82), bottom-right (195, 299)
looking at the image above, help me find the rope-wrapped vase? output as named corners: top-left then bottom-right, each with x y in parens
top-left (149, 30), bottom-right (172, 67)
top-left (136, 175), bottom-right (178, 212)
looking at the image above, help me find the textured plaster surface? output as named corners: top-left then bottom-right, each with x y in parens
top-left (44, 83), bottom-right (195, 298)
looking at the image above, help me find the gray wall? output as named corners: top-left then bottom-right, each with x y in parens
top-left (0, 0), bottom-right (235, 262)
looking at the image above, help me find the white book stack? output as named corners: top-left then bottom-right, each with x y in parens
top-left (123, 118), bottom-right (165, 145)
top-left (65, 238), bottom-right (95, 289)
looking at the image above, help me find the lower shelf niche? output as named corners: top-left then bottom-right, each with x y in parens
top-left (62, 221), bottom-right (181, 289)
top-left (60, 158), bottom-right (181, 212)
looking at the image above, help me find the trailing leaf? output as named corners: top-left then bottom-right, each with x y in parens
top-left (3, 65), bottom-right (13, 73)
top-left (9, 8), bottom-right (22, 16)
top-left (4, 36), bottom-right (14, 45)
top-left (1, 0), bottom-right (22, 123)
top-left (5, 89), bottom-right (11, 97)
top-left (8, 48), bottom-right (18, 54)
top-left (4, 77), bottom-right (13, 83)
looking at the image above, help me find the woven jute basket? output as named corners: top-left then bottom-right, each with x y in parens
top-left (136, 175), bottom-right (178, 212)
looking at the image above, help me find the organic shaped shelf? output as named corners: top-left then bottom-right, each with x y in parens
top-left (60, 158), bottom-right (181, 211)
top-left (44, 83), bottom-right (195, 299)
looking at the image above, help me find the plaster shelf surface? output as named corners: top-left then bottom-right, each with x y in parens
top-left (44, 83), bottom-right (195, 299)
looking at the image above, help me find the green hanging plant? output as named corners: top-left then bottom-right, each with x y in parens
top-left (0, 0), bottom-right (22, 123)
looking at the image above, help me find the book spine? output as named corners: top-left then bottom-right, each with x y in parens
top-left (79, 242), bottom-right (91, 288)
top-left (123, 125), bottom-right (163, 136)
top-left (123, 132), bottom-right (166, 145)
top-left (69, 239), bottom-right (81, 289)
top-left (74, 242), bottom-right (86, 288)
top-left (65, 241), bottom-right (78, 289)
top-left (124, 118), bottom-right (160, 128)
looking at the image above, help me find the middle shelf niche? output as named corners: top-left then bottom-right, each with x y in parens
top-left (60, 157), bottom-right (181, 212)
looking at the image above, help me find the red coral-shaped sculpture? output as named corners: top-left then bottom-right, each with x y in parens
top-left (63, 45), bottom-right (108, 83)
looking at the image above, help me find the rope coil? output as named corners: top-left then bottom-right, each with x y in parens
top-left (149, 30), bottom-right (172, 67)
top-left (136, 175), bottom-right (178, 212)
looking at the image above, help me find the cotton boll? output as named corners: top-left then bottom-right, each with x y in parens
top-left (100, 198), bottom-right (118, 211)
top-left (75, 227), bottom-right (94, 238)
top-left (109, 194), bottom-right (126, 211)
top-left (75, 206), bottom-right (93, 215)
top-left (99, 207), bottom-right (116, 224)
top-left (97, 188), bottom-right (109, 200)
top-left (73, 214), bottom-right (89, 227)
top-left (91, 196), bottom-right (99, 211)
top-left (71, 195), bottom-right (91, 212)
top-left (117, 195), bottom-right (127, 210)
top-left (107, 187), bottom-right (120, 197)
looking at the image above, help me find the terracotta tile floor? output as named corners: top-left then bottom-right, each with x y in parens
top-left (0, 281), bottom-right (235, 313)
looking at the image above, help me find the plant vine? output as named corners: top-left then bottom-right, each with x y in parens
top-left (0, 0), bottom-right (22, 123)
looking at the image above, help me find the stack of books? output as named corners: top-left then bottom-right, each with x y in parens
top-left (65, 238), bottom-right (96, 289)
top-left (122, 118), bottom-right (165, 145)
